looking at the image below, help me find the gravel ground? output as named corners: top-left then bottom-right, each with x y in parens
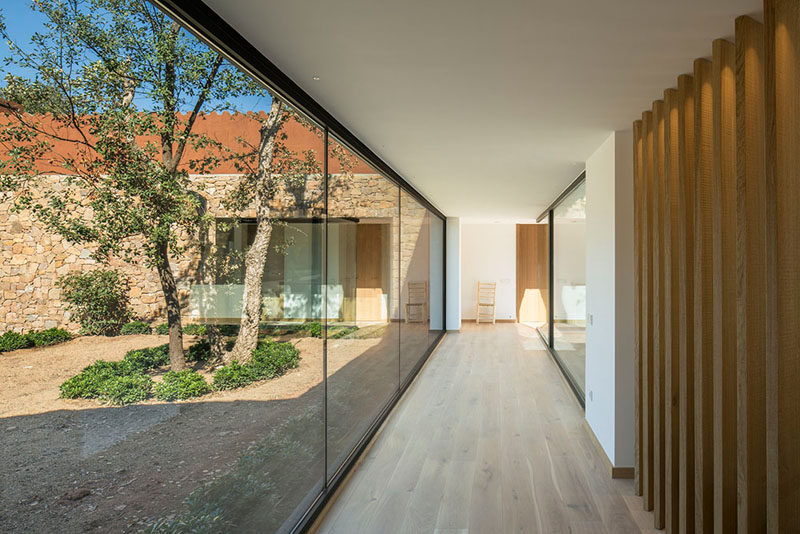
top-left (0, 326), bottom-right (433, 533)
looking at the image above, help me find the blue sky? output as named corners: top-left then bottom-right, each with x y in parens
top-left (0, 1), bottom-right (270, 112)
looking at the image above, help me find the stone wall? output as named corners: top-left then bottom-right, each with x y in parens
top-left (1, 171), bottom-right (431, 332)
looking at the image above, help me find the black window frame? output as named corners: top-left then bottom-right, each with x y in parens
top-left (147, 2), bottom-right (448, 532)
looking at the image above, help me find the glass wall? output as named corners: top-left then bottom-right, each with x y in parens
top-left (537, 215), bottom-right (551, 344)
top-left (0, 2), bottom-right (445, 532)
top-left (552, 181), bottom-right (587, 394)
top-left (326, 137), bottom-right (401, 478)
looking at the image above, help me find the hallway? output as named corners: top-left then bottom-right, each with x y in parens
top-left (317, 323), bottom-right (657, 533)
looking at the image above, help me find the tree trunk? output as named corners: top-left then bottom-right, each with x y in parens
top-left (155, 241), bottom-right (186, 370)
top-left (224, 220), bottom-right (273, 363)
top-left (224, 98), bottom-right (285, 363)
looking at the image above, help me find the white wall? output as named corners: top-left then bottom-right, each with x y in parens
top-left (584, 130), bottom-right (635, 468)
top-left (445, 217), bottom-right (461, 331)
top-left (460, 223), bottom-right (516, 321)
top-left (553, 221), bottom-right (587, 322)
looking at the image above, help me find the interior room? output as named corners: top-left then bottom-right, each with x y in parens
top-left (1, 0), bottom-right (795, 532)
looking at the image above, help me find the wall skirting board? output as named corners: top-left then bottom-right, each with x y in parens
top-left (583, 420), bottom-right (634, 480)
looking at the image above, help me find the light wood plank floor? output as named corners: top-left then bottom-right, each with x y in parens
top-left (316, 323), bottom-right (658, 533)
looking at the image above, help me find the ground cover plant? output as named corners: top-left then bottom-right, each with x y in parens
top-left (212, 341), bottom-right (300, 391)
top-left (121, 321), bottom-right (153, 335)
top-left (60, 360), bottom-right (153, 405)
top-left (59, 338), bottom-right (300, 405)
top-left (155, 370), bottom-right (211, 401)
top-left (0, 328), bottom-right (73, 352)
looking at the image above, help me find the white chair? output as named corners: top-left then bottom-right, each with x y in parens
top-left (405, 281), bottom-right (428, 323)
top-left (476, 281), bottom-right (497, 324)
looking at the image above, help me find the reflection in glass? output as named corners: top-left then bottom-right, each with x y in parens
top-left (325, 136), bottom-right (400, 479)
top-left (400, 190), bottom-right (432, 381)
top-left (429, 215), bottom-right (445, 348)
top-left (0, 2), bottom-right (445, 531)
top-left (552, 181), bottom-right (587, 394)
top-left (537, 217), bottom-right (551, 344)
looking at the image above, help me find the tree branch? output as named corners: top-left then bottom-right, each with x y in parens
top-left (172, 53), bottom-right (224, 168)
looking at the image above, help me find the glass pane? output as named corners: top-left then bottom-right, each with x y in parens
top-left (326, 136), bottom-right (400, 479)
top-left (552, 181), bottom-right (587, 393)
top-left (537, 217), bottom-right (551, 344)
top-left (429, 214), bottom-right (444, 347)
top-left (400, 190), bottom-right (432, 380)
top-left (0, 3), bottom-right (324, 531)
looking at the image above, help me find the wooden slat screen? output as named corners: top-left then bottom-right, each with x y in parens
top-left (631, 2), bottom-right (799, 529)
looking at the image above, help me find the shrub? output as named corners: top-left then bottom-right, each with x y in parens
top-left (155, 323), bottom-right (170, 335)
top-left (101, 373), bottom-right (153, 405)
top-left (121, 321), bottom-right (152, 335)
top-left (182, 323), bottom-right (207, 336)
top-left (123, 344), bottom-right (170, 371)
top-left (60, 359), bottom-right (153, 405)
top-left (26, 327), bottom-right (73, 347)
top-left (212, 362), bottom-right (256, 391)
top-left (0, 331), bottom-right (34, 352)
top-left (60, 360), bottom-right (130, 399)
top-left (329, 326), bottom-right (358, 339)
top-left (187, 340), bottom-right (211, 362)
top-left (155, 370), bottom-right (211, 401)
top-left (304, 322), bottom-right (322, 338)
top-left (58, 270), bottom-right (131, 335)
top-left (249, 341), bottom-right (300, 380)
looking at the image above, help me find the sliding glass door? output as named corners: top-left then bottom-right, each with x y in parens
top-left (537, 175), bottom-right (587, 403)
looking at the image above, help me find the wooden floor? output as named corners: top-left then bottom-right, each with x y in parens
top-left (316, 323), bottom-right (658, 533)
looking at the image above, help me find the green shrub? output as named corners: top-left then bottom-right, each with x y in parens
top-left (182, 323), bottom-right (207, 336)
top-left (304, 322), bottom-right (322, 338)
top-left (26, 327), bottom-right (73, 347)
top-left (101, 373), bottom-right (153, 405)
top-left (212, 362), bottom-right (256, 391)
top-left (60, 359), bottom-right (153, 405)
top-left (123, 344), bottom-right (170, 371)
top-left (329, 326), bottom-right (358, 339)
top-left (0, 331), bottom-right (34, 352)
top-left (155, 369), bottom-right (211, 401)
top-left (121, 321), bottom-right (152, 335)
top-left (60, 360), bottom-right (129, 398)
top-left (187, 340), bottom-right (211, 362)
top-left (155, 323), bottom-right (170, 335)
top-left (58, 270), bottom-right (131, 335)
top-left (249, 341), bottom-right (300, 380)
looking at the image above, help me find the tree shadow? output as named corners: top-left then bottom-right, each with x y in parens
top-left (0, 326), bottom-right (439, 533)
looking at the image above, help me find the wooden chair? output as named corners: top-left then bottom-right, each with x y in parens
top-left (476, 281), bottom-right (497, 324)
top-left (405, 281), bottom-right (428, 323)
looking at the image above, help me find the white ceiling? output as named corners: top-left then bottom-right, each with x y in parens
top-left (204, 0), bottom-right (761, 218)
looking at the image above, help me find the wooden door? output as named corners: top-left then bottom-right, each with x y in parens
top-left (516, 224), bottom-right (548, 323)
top-left (356, 223), bottom-right (387, 322)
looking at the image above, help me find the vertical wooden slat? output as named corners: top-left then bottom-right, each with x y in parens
top-left (642, 109), bottom-right (655, 512)
top-left (677, 73), bottom-right (696, 534)
top-left (735, 15), bottom-right (767, 533)
top-left (633, 119), bottom-right (644, 497)
top-left (652, 99), bottom-right (666, 530)
top-left (764, 1), bottom-right (800, 530)
top-left (693, 57), bottom-right (714, 534)
top-left (711, 38), bottom-right (737, 534)
top-left (663, 87), bottom-right (681, 532)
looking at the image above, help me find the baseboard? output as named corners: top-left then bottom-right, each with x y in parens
top-left (466, 318), bottom-right (516, 324)
top-left (446, 329), bottom-right (461, 333)
top-left (582, 420), bottom-right (634, 480)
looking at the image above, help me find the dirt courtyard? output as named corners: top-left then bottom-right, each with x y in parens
top-left (0, 328), bottom-right (419, 533)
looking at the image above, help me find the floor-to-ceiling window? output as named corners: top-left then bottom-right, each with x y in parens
top-left (552, 180), bottom-right (587, 394)
top-left (537, 174), bottom-right (587, 402)
top-left (0, 2), bottom-right (445, 532)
